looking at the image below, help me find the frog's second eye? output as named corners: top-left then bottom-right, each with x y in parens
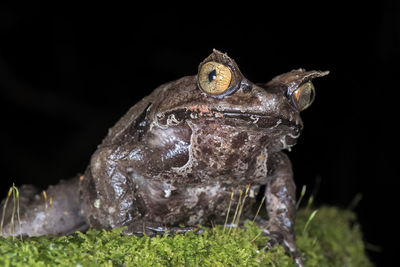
top-left (198, 61), bottom-right (232, 95)
top-left (291, 82), bottom-right (315, 111)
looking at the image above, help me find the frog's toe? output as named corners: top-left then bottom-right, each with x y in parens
top-left (261, 229), bottom-right (283, 251)
top-left (262, 236), bottom-right (304, 267)
top-left (261, 227), bottom-right (304, 267)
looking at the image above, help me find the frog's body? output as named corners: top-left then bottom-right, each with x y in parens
top-left (1, 50), bottom-right (328, 267)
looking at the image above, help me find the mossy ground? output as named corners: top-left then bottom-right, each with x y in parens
top-left (0, 206), bottom-right (372, 267)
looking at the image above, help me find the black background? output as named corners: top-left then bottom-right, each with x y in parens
top-left (0, 2), bottom-right (397, 266)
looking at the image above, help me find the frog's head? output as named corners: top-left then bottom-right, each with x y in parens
top-left (152, 50), bottom-right (328, 152)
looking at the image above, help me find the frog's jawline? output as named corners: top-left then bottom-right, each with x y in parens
top-left (220, 111), bottom-right (300, 129)
top-left (161, 108), bottom-right (301, 130)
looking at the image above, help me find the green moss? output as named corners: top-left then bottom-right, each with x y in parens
top-left (0, 206), bottom-right (372, 267)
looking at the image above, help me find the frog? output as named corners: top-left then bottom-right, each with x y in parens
top-left (1, 50), bottom-right (328, 267)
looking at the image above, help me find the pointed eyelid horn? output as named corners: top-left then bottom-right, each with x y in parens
top-left (266, 69), bottom-right (329, 96)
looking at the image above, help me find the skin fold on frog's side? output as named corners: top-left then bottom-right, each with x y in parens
top-left (1, 50), bottom-right (328, 267)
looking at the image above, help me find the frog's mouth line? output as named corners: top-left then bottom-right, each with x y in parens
top-left (218, 111), bottom-right (301, 130)
top-left (187, 103), bottom-right (300, 128)
top-left (159, 106), bottom-right (302, 131)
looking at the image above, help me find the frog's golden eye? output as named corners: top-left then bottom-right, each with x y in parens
top-left (198, 61), bottom-right (232, 95)
top-left (291, 82), bottom-right (315, 111)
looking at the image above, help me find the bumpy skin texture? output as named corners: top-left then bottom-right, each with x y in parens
top-left (1, 50), bottom-right (328, 267)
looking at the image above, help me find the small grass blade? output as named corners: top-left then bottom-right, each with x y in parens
top-left (296, 185), bottom-right (307, 210)
top-left (253, 195), bottom-right (265, 223)
top-left (306, 195), bottom-right (314, 212)
top-left (11, 184), bottom-right (17, 239)
top-left (228, 189), bottom-right (242, 234)
top-left (0, 187), bottom-right (13, 235)
top-left (13, 185), bottom-right (22, 240)
top-left (233, 184), bottom-right (250, 234)
top-left (303, 209), bottom-right (318, 234)
top-left (223, 188), bottom-right (234, 233)
top-left (43, 190), bottom-right (48, 210)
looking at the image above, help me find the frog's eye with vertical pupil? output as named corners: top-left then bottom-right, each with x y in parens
top-left (198, 61), bottom-right (232, 95)
top-left (291, 82), bottom-right (316, 111)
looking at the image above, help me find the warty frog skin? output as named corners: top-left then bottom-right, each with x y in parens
top-left (1, 50), bottom-right (328, 267)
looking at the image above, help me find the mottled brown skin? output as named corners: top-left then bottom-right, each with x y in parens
top-left (1, 50), bottom-right (328, 267)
